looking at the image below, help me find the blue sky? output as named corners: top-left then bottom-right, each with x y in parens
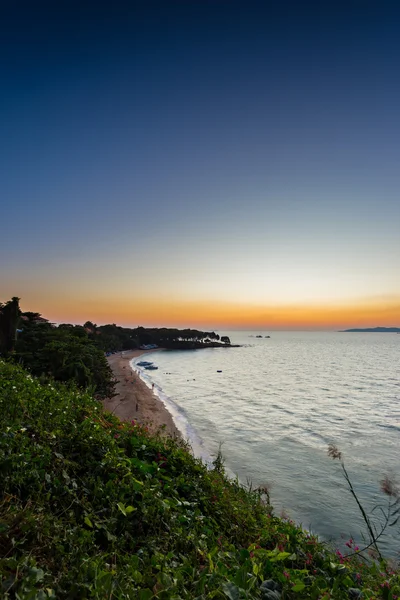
top-left (1, 0), bottom-right (399, 327)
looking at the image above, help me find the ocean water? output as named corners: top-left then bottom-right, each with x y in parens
top-left (132, 331), bottom-right (400, 557)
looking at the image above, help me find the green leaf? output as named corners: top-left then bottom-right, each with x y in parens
top-left (138, 589), bottom-right (153, 600)
top-left (234, 564), bottom-right (250, 589)
top-left (117, 502), bottom-right (127, 516)
top-left (222, 582), bottom-right (240, 600)
top-left (292, 582), bottom-right (306, 592)
top-left (275, 551), bottom-right (291, 561)
top-left (208, 545), bottom-right (219, 558)
top-left (28, 567), bottom-right (44, 583)
top-left (62, 470), bottom-right (70, 483)
top-left (84, 516), bottom-right (93, 528)
top-left (106, 530), bottom-right (116, 542)
top-left (240, 548), bottom-right (250, 561)
top-left (157, 572), bottom-right (173, 588)
top-left (125, 505), bottom-right (136, 513)
top-left (207, 553), bottom-right (214, 572)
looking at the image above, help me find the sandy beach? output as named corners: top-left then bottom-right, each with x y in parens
top-left (103, 349), bottom-right (181, 438)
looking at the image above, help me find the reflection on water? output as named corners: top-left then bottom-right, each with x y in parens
top-left (134, 332), bottom-right (400, 557)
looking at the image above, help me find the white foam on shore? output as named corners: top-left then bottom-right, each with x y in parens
top-left (130, 355), bottom-right (213, 465)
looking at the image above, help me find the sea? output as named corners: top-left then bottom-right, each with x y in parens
top-left (132, 331), bottom-right (400, 558)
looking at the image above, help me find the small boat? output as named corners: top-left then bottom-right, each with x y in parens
top-left (145, 365), bottom-right (158, 370)
top-left (137, 361), bottom-right (153, 366)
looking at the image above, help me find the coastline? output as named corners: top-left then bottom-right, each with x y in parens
top-left (103, 349), bottom-right (182, 439)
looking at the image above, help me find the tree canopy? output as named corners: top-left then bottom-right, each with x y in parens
top-left (1, 296), bottom-right (231, 397)
top-left (0, 297), bottom-right (20, 355)
top-left (1, 297), bottom-right (115, 399)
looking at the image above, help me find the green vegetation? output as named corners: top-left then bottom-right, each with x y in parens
top-left (14, 311), bottom-right (115, 400)
top-left (83, 322), bottom-right (139, 354)
top-left (1, 297), bottom-right (398, 597)
top-left (1, 361), bottom-right (399, 599)
top-left (135, 328), bottom-right (221, 348)
top-left (1, 296), bottom-right (228, 399)
top-left (84, 323), bottom-right (224, 353)
top-left (1, 298), bottom-right (116, 400)
top-left (1, 295), bottom-right (232, 401)
top-left (0, 298), bottom-right (20, 355)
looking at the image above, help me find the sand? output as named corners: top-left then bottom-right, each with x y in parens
top-left (102, 349), bottom-right (181, 438)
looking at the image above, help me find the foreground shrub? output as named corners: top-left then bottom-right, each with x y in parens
top-left (0, 361), bottom-right (399, 598)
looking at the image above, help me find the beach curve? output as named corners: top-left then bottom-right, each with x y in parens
top-left (103, 349), bottom-right (181, 438)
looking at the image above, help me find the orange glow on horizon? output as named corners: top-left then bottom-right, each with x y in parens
top-left (19, 294), bottom-right (400, 330)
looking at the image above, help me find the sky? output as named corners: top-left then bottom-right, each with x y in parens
top-left (1, 0), bottom-right (399, 329)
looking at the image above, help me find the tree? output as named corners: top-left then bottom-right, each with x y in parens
top-left (14, 309), bottom-right (115, 398)
top-left (83, 321), bottom-right (97, 333)
top-left (0, 297), bottom-right (20, 355)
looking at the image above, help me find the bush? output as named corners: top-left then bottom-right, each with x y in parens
top-left (0, 361), bottom-right (399, 598)
top-left (15, 319), bottom-right (115, 399)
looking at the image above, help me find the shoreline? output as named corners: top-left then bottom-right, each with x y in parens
top-left (103, 349), bottom-right (182, 439)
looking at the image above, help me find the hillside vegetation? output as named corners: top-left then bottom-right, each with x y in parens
top-left (1, 361), bottom-right (399, 599)
top-left (0, 297), bottom-right (230, 401)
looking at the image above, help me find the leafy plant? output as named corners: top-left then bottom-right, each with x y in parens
top-left (0, 362), bottom-right (398, 598)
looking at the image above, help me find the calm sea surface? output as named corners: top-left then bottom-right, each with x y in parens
top-left (132, 332), bottom-right (400, 557)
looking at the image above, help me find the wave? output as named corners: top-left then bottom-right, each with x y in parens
top-left (377, 422), bottom-right (400, 432)
top-left (131, 356), bottom-right (213, 465)
top-left (125, 333), bottom-right (400, 558)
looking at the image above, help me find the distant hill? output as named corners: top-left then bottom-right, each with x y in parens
top-left (340, 327), bottom-right (400, 333)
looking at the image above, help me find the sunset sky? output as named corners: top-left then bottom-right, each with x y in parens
top-left (1, 1), bottom-right (400, 329)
